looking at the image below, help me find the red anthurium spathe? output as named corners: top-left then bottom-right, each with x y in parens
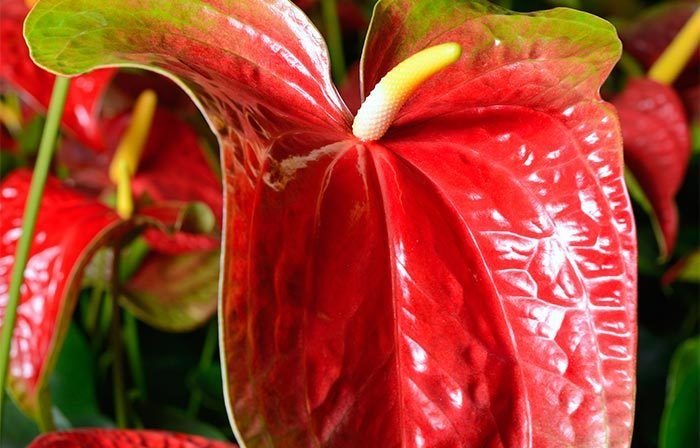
top-left (614, 78), bottom-right (690, 258)
top-left (0, 0), bottom-right (116, 151)
top-left (0, 170), bottom-right (127, 418)
top-left (25, 0), bottom-right (637, 446)
top-left (29, 429), bottom-right (237, 448)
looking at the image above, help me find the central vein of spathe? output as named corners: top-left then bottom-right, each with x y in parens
top-left (108, 90), bottom-right (157, 219)
top-left (352, 42), bottom-right (462, 142)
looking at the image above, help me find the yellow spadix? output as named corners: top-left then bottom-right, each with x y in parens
top-left (108, 90), bottom-right (157, 219)
top-left (352, 42), bottom-right (461, 142)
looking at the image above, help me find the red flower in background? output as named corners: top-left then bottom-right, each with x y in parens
top-left (0, 0), bottom-right (223, 420)
top-left (614, 78), bottom-right (690, 258)
top-left (613, 6), bottom-right (697, 258)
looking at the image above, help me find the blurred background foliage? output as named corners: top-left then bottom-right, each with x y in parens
top-left (1, 0), bottom-right (698, 447)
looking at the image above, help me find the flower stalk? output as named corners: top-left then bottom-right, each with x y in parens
top-left (110, 245), bottom-right (128, 428)
top-left (0, 76), bottom-right (70, 434)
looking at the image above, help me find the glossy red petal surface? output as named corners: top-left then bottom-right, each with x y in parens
top-left (28, 429), bottom-right (236, 448)
top-left (223, 109), bottom-right (636, 446)
top-left (0, 170), bottom-right (125, 416)
top-left (613, 78), bottom-right (690, 257)
top-left (0, 0), bottom-right (115, 151)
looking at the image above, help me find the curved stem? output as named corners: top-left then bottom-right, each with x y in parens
top-left (123, 311), bottom-right (147, 400)
top-left (648, 9), bottom-right (700, 85)
top-left (85, 283), bottom-right (105, 337)
top-left (0, 76), bottom-right (70, 435)
top-left (36, 386), bottom-right (56, 433)
top-left (110, 246), bottom-right (128, 428)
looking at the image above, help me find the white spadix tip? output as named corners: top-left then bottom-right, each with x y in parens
top-left (352, 42), bottom-right (461, 142)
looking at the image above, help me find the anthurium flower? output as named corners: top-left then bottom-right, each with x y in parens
top-left (0, 0), bottom-right (115, 151)
top-left (0, 94), bottom-right (223, 420)
top-left (613, 78), bottom-right (690, 258)
top-left (25, 0), bottom-right (637, 446)
top-left (28, 429), bottom-right (237, 448)
top-left (98, 104), bottom-right (224, 331)
top-left (0, 170), bottom-right (127, 421)
top-left (613, 8), bottom-right (697, 258)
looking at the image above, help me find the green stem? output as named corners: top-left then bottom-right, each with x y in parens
top-left (85, 284), bottom-right (105, 337)
top-left (110, 246), bottom-right (128, 428)
top-left (0, 76), bottom-right (70, 435)
top-left (36, 386), bottom-right (56, 433)
top-left (118, 237), bottom-right (150, 283)
top-left (320, 0), bottom-right (346, 84)
top-left (92, 291), bottom-right (113, 351)
top-left (123, 312), bottom-right (147, 400)
top-left (187, 320), bottom-right (218, 416)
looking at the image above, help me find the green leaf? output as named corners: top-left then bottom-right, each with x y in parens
top-left (0, 398), bottom-right (40, 448)
top-left (49, 324), bottom-right (113, 427)
top-left (120, 250), bottom-right (220, 332)
top-left (190, 364), bottom-right (225, 411)
top-left (659, 337), bottom-right (700, 448)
